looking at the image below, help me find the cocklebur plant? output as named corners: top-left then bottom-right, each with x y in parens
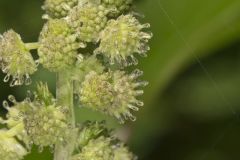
top-left (0, 0), bottom-right (152, 160)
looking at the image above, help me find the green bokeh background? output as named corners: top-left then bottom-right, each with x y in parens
top-left (1, 0), bottom-right (240, 160)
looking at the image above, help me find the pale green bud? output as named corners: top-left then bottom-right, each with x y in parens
top-left (79, 69), bottom-right (148, 123)
top-left (72, 136), bottom-right (113, 160)
top-left (95, 15), bottom-right (152, 66)
top-left (77, 121), bottom-right (109, 148)
top-left (34, 82), bottom-right (55, 106)
top-left (42, 0), bottom-right (78, 18)
top-left (23, 82), bottom-right (70, 147)
top-left (113, 143), bottom-right (137, 160)
top-left (38, 19), bottom-right (85, 72)
top-left (24, 104), bottom-right (69, 147)
top-left (72, 55), bottom-right (105, 84)
top-left (80, 71), bottom-right (114, 110)
top-left (0, 30), bottom-right (37, 86)
top-left (101, 0), bottom-right (133, 16)
top-left (68, 3), bottom-right (108, 42)
top-left (0, 130), bottom-right (27, 160)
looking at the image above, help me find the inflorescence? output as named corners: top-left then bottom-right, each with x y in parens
top-left (0, 0), bottom-right (152, 159)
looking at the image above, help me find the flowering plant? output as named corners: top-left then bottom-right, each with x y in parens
top-left (0, 0), bottom-right (152, 160)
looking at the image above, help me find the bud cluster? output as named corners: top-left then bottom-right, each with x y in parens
top-left (71, 122), bottom-right (136, 160)
top-left (38, 19), bottom-right (85, 72)
top-left (0, 83), bottom-right (70, 154)
top-left (0, 0), bottom-right (152, 159)
top-left (79, 69), bottom-right (148, 123)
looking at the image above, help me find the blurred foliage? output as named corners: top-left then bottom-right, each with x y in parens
top-left (1, 0), bottom-right (240, 160)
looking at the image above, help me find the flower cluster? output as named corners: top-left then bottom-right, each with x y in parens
top-left (95, 15), bottom-right (152, 65)
top-left (0, 83), bottom-right (70, 155)
top-left (68, 3), bottom-right (108, 42)
top-left (38, 19), bottom-right (85, 72)
top-left (79, 69), bottom-right (148, 123)
top-left (42, 0), bottom-right (78, 18)
top-left (71, 121), bottom-right (136, 160)
top-left (0, 0), bottom-right (152, 159)
top-left (101, 0), bottom-right (133, 16)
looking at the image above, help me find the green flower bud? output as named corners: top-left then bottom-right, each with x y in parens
top-left (72, 136), bottom-right (113, 160)
top-left (34, 82), bottom-right (55, 106)
top-left (42, 0), bottom-right (78, 18)
top-left (79, 71), bottom-right (114, 110)
top-left (0, 130), bottom-right (27, 160)
top-left (24, 83), bottom-right (69, 147)
top-left (95, 15), bottom-right (152, 66)
top-left (77, 121), bottom-right (109, 148)
top-left (72, 55), bottom-right (105, 85)
top-left (0, 30), bottom-right (37, 86)
top-left (38, 19), bottom-right (85, 72)
top-left (113, 143), bottom-right (137, 160)
top-left (101, 0), bottom-right (133, 16)
top-left (24, 104), bottom-right (69, 147)
top-left (79, 69), bottom-right (147, 123)
top-left (68, 3), bottom-right (108, 42)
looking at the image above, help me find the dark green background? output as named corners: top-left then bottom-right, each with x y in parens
top-left (1, 0), bottom-right (240, 159)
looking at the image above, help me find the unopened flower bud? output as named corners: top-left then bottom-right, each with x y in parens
top-left (68, 3), bottom-right (108, 42)
top-left (113, 143), bottom-right (137, 160)
top-left (72, 136), bottom-right (113, 160)
top-left (101, 0), bottom-right (133, 16)
top-left (95, 15), bottom-right (152, 66)
top-left (77, 121), bottom-right (109, 148)
top-left (79, 71), bottom-right (114, 110)
top-left (42, 0), bottom-right (78, 18)
top-left (72, 55), bottom-right (105, 85)
top-left (38, 19), bottom-right (85, 72)
top-left (24, 104), bottom-right (69, 147)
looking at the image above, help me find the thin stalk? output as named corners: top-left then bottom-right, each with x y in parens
top-left (54, 71), bottom-right (75, 160)
top-left (25, 42), bottom-right (39, 50)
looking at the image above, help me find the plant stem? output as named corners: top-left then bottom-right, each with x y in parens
top-left (25, 42), bottom-right (39, 50)
top-left (54, 71), bottom-right (75, 160)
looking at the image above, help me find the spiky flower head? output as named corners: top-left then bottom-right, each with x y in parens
top-left (0, 30), bottom-right (37, 86)
top-left (23, 83), bottom-right (70, 147)
top-left (0, 130), bottom-right (27, 160)
top-left (42, 0), bottom-right (78, 18)
top-left (24, 104), bottom-right (69, 147)
top-left (79, 71), bottom-right (114, 110)
top-left (79, 69), bottom-right (147, 123)
top-left (38, 19), bottom-right (85, 72)
top-left (95, 14), bottom-right (152, 66)
top-left (68, 2), bottom-right (108, 42)
top-left (72, 136), bottom-right (113, 160)
top-left (101, 0), bottom-right (133, 16)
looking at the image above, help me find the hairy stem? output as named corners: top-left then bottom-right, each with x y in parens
top-left (54, 71), bottom-right (75, 160)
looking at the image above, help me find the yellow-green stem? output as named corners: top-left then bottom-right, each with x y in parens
top-left (54, 71), bottom-right (75, 160)
top-left (25, 42), bottom-right (39, 50)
